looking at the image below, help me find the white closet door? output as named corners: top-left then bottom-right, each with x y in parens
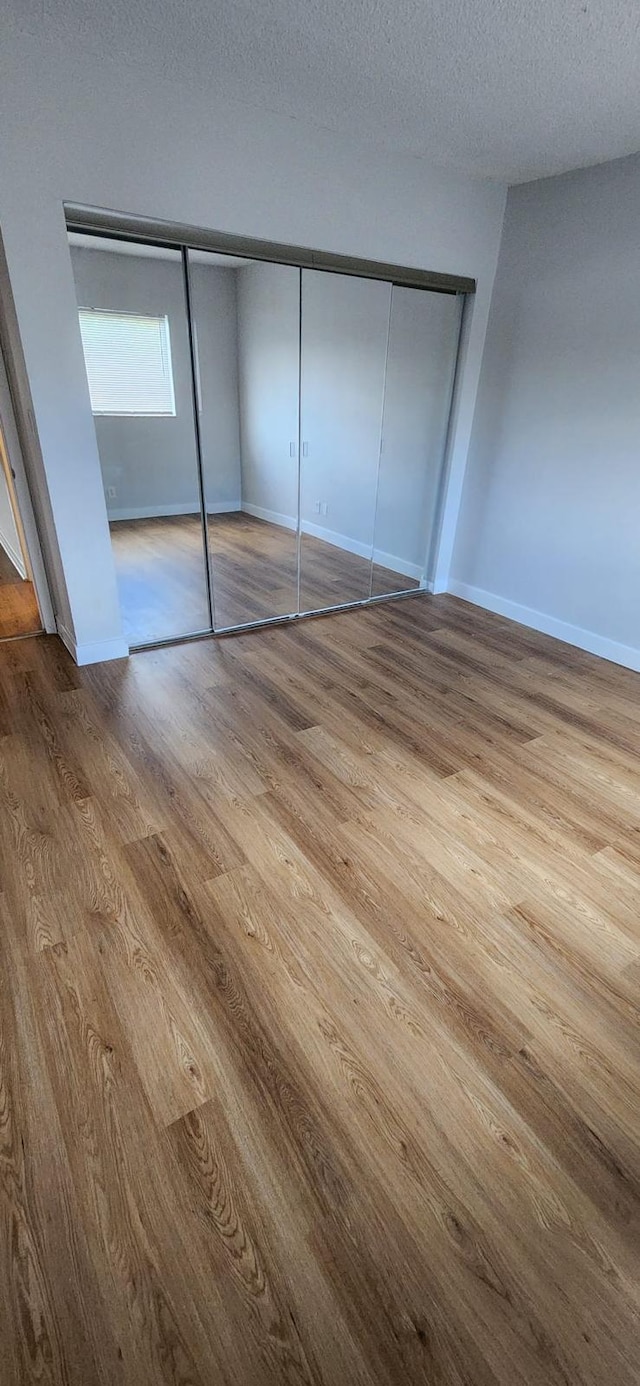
top-left (371, 286), bottom-right (463, 597)
top-left (299, 269), bottom-right (391, 611)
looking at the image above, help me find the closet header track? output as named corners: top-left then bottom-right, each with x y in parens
top-left (64, 205), bottom-right (476, 296)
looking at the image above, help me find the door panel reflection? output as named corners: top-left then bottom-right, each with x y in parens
top-left (188, 252), bottom-right (300, 629)
top-left (69, 233), bottom-right (211, 645)
top-left (298, 270), bottom-right (391, 611)
top-left (372, 286), bottom-right (463, 597)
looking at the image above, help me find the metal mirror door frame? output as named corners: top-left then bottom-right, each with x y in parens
top-left (66, 208), bottom-right (473, 649)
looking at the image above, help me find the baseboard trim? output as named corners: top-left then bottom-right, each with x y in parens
top-left (0, 531), bottom-right (27, 580)
top-left (372, 549), bottom-right (424, 582)
top-left (57, 620), bottom-right (129, 667)
top-left (241, 502), bottom-right (296, 531)
top-left (301, 518), bottom-right (372, 561)
top-left (108, 501), bottom-right (241, 522)
top-left (447, 580), bottom-right (640, 673)
top-left (241, 504), bottom-right (423, 579)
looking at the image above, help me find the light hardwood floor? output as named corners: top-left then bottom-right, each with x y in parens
top-left (109, 512), bottom-right (419, 644)
top-left (0, 544), bottom-right (41, 640)
top-left (2, 594), bottom-right (640, 1383)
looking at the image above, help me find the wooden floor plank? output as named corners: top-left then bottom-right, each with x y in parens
top-left (0, 544), bottom-right (41, 641)
top-left (2, 593), bottom-right (640, 1383)
top-left (109, 512), bottom-right (420, 645)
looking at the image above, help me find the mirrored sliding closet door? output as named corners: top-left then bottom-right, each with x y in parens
top-left (69, 234), bottom-right (212, 646)
top-left (68, 215), bottom-right (469, 648)
top-left (298, 269), bottom-right (391, 612)
top-left (371, 285), bottom-right (463, 598)
top-left (187, 252), bottom-right (301, 629)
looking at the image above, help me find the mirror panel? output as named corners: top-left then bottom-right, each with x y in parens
top-left (298, 269), bottom-right (391, 611)
top-left (69, 233), bottom-right (211, 646)
top-left (69, 223), bottom-right (468, 645)
top-left (188, 252), bottom-right (300, 629)
top-left (372, 287), bottom-right (463, 597)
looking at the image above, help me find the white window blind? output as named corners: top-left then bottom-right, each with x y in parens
top-left (78, 308), bottom-right (176, 416)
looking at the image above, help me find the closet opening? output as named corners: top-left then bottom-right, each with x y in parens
top-left (66, 213), bottom-right (473, 651)
top-left (0, 347), bottom-right (49, 643)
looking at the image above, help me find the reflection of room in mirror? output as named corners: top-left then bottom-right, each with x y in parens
top-left (191, 253), bottom-right (301, 629)
top-left (68, 231), bottom-right (463, 646)
top-left (69, 235), bottom-right (211, 645)
top-left (299, 268), bottom-right (390, 609)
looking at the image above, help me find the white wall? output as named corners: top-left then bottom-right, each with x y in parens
top-left (236, 261), bottom-right (300, 525)
top-left (452, 152), bottom-right (640, 670)
top-left (300, 269), bottom-right (391, 551)
top-left (238, 264), bottom-right (464, 578)
top-left (0, 461), bottom-right (24, 578)
top-left (70, 246), bottom-right (200, 519)
top-left (190, 261), bottom-right (243, 512)
top-left (0, 18), bottom-right (506, 661)
top-left (70, 246), bottom-right (241, 519)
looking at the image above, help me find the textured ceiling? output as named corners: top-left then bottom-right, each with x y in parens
top-left (11, 0), bottom-right (640, 182)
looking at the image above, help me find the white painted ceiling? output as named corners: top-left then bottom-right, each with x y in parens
top-left (13, 0), bottom-right (640, 182)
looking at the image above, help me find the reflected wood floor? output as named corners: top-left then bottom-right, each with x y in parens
top-left (2, 595), bottom-right (640, 1383)
top-left (109, 512), bottom-right (418, 645)
top-left (0, 544), bottom-right (41, 639)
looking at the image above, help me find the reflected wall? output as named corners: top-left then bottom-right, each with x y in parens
top-left (299, 270), bottom-right (390, 610)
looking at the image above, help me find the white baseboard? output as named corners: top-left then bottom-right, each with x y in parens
top-left (0, 531), bottom-right (27, 580)
top-left (301, 517), bottom-right (372, 561)
top-left (241, 504), bottom-right (423, 580)
top-left (207, 501), bottom-right (243, 515)
top-left (447, 580), bottom-right (640, 673)
top-left (372, 549), bottom-right (424, 582)
top-left (57, 620), bottom-right (129, 667)
top-left (302, 522), bottom-right (424, 581)
top-left (108, 502), bottom-right (198, 522)
top-left (241, 501), bottom-right (297, 531)
top-left (108, 501), bottom-right (241, 521)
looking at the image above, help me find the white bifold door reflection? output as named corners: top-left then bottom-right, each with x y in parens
top-left (299, 270), bottom-right (391, 611)
top-left (371, 286), bottom-right (463, 597)
top-left (298, 273), bottom-right (462, 610)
